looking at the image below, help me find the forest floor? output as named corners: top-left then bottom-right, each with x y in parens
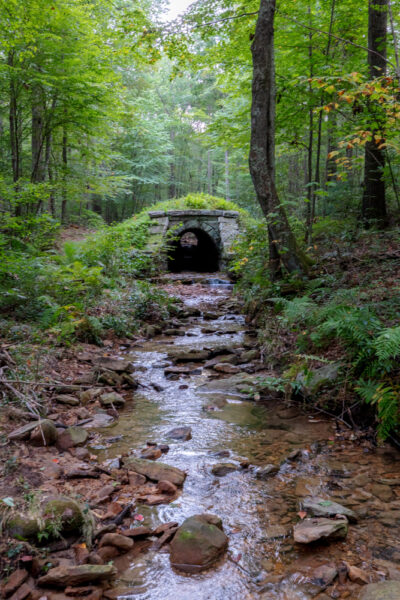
top-left (1, 271), bottom-right (400, 600)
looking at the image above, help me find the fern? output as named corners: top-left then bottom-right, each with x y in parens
top-left (281, 296), bottom-right (317, 325)
top-left (374, 326), bottom-right (400, 361)
top-left (356, 379), bottom-right (399, 440)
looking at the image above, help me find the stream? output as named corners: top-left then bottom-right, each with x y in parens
top-left (93, 274), bottom-right (400, 600)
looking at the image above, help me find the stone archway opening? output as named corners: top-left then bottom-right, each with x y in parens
top-left (168, 228), bottom-right (220, 273)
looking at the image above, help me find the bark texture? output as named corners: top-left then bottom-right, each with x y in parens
top-left (249, 0), bottom-right (310, 279)
top-left (362, 0), bottom-right (388, 227)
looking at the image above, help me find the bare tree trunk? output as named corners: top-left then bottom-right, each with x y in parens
top-left (362, 0), bottom-right (388, 227)
top-left (388, 0), bottom-right (400, 81)
top-left (225, 150), bottom-right (230, 200)
top-left (249, 0), bottom-right (310, 279)
top-left (207, 150), bottom-right (212, 195)
top-left (61, 126), bottom-right (68, 224)
top-left (305, 3), bottom-right (314, 244)
top-left (31, 87), bottom-right (46, 185)
top-left (169, 130), bottom-right (176, 198)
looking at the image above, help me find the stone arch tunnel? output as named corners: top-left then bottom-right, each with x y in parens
top-left (146, 210), bottom-right (240, 273)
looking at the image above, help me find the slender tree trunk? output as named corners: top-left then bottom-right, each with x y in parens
top-left (169, 130), bottom-right (176, 198)
top-left (305, 3), bottom-right (314, 244)
top-left (249, 0), bottom-right (310, 279)
top-left (225, 150), bottom-right (230, 200)
top-left (362, 0), bottom-right (388, 227)
top-left (8, 52), bottom-right (23, 216)
top-left (388, 0), bottom-right (400, 81)
top-left (31, 87), bottom-right (46, 186)
top-left (61, 126), bottom-right (68, 224)
top-left (207, 150), bottom-right (212, 195)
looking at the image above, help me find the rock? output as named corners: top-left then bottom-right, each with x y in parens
top-left (102, 458), bottom-right (121, 470)
top-left (141, 447), bottom-right (162, 460)
top-left (41, 496), bottom-right (85, 533)
top-left (93, 357), bottom-right (134, 373)
top-left (8, 583), bottom-right (32, 600)
top-left (371, 483), bottom-right (393, 502)
top-left (213, 363), bottom-right (240, 374)
top-left (1, 569), bottom-right (29, 598)
top-left (211, 463), bottom-right (239, 477)
top-left (29, 419), bottom-right (58, 446)
top-left (157, 480), bottom-right (177, 495)
top-left (99, 533), bottom-right (134, 552)
top-left (57, 427), bottom-right (88, 450)
top-left (166, 426), bottom-right (192, 441)
top-left (8, 420), bottom-right (56, 443)
top-left (170, 514), bottom-right (228, 573)
top-left (164, 366), bottom-right (201, 376)
top-left (128, 471), bottom-right (147, 487)
top-left (346, 563), bottom-right (370, 585)
top-left (83, 413), bottom-right (114, 428)
top-left (123, 458), bottom-right (186, 486)
top-left (301, 497), bottom-right (357, 523)
top-left (294, 477), bottom-right (321, 497)
top-left (54, 395), bottom-right (80, 406)
top-left (5, 514), bottom-right (40, 539)
top-left (153, 522), bottom-right (179, 536)
top-left (164, 328), bottom-right (185, 336)
top-left (293, 517), bottom-right (348, 544)
top-left (240, 349), bottom-right (259, 362)
top-left (256, 464), bottom-right (279, 479)
top-left (296, 363), bottom-right (341, 396)
top-left (121, 526), bottom-right (152, 538)
top-left (169, 349), bottom-right (211, 362)
top-left (100, 392), bottom-right (125, 408)
top-left (80, 388), bottom-right (103, 404)
top-left (305, 565), bottom-right (338, 597)
top-left (38, 565), bottom-right (117, 587)
top-left (360, 581), bottom-right (400, 599)
top-left (96, 546), bottom-right (120, 561)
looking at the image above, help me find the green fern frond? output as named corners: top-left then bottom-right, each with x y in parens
top-left (374, 326), bottom-right (400, 361)
top-left (281, 296), bottom-right (317, 325)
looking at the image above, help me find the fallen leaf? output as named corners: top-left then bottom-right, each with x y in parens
top-left (298, 511), bottom-right (307, 519)
top-left (134, 514), bottom-right (144, 522)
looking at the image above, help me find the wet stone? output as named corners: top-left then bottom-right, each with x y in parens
top-left (38, 565), bottom-right (117, 587)
top-left (211, 463), bottom-right (239, 476)
top-left (1, 569), bottom-right (29, 598)
top-left (360, 581), bottom-right (400, 599)
top-left (166, 426), bottom-right (192, 441)
top-left (100, 392), bottom-right (125, 408)
top-left (256, 464), bottom-right (279, 479)
top-left (301, 496), bottom-right (358, 523)
top-left (293, 517), bottom-right (348, 544)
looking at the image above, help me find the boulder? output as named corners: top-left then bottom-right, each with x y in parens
top-left (256, 464), bottom-right (279, 479)
top-left (360, 582), bottom-right (400, 600)
top-left (100, 392), bottom-right (125, 408)
top-left (157, 480), bottom-right (178, 495)
top-left (166, 426), bottom-right (192, 441)
top-left (54, 395), bottom-right (80, 406)
top-left (293, 517), bottom-right (348, 544)
top-left (57, 427), bottom-right (88, 451)
top-left (211, 463), bottom-right (239, 477)
top-left (99, 533), bottom-right (133, 552)
top-left (300, 497), bottom-right (357, 523)
top-left (4, 514), bottom-right (40, 539)
top-left (170, 514), bottom-right (228, 573)
top-left (97, 546), bottom-right (120, 561)
top-left (304, 564), bottom-right (338, 597)
top-left (123, 458), bottom-right (186, 486)
top-left (30, 419), bottom-right (58, 446)
top-left (41, 496), bottom-right (85, 533)
top-left (8, 421), bottom-right (44, 441)
top-left (346, 563), bottom-right (370, 585)
top-left (169, 349), bottom-right (211, 362)
top-left (296, 363), bottom-right (341, 396)
top-left (213, 363), bottom-right (240, 374)
top-left (38, 565), bottom-right (117, 587)
top-left (8, 420), bottom-right (57, 445)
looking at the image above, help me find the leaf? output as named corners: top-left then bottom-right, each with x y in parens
top-left (2, 497), bottom-right (15, 507)
top-left (297, 511), bottom-right (307, 519)
top-left (134, 514), bottom-right (144, 521)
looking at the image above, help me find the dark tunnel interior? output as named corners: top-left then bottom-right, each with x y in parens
top-left (168, 229), bottom-right (220, 273)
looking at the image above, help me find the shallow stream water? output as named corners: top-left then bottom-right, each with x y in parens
top-left (93, 275), bottom-right (400, 600)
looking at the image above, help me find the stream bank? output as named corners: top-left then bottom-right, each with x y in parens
top-left (2, 274), bottom-right (400, 600)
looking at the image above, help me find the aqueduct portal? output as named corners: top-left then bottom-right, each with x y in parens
top-left (147, 209), bottom-right (240, 272)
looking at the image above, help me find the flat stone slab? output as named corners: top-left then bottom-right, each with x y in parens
top-left (166, 427), bottom-right (192, 441)
top-left (93, 357), bottom-right (134, 373)
top-left (123, 457), bottom-right (186, 486)
top-left (360, 581), bottom-right (400, 600)
top-left (38, 565), bottom-right (117, 587)
top-left (293, 517), bottom-right (348, 544)
top-left (301, 496), bottom-right (357, 523)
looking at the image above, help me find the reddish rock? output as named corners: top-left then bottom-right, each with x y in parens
top-left (8, 583), bottom-right (32, 600)
top-left (157, 480), bottom-right (177, 495)
top-left (96, 546), bottom-right (120, 561)
top-left (99, 533), bottom-right (133, 552)
top-left (65, 586), bottom-right (99, 596)
top-left (346, 563), bottom-right (370, 585)
top-left (29, 420), bottom-right (58, 446)
top-left (38, 565), bottom-right (116, 587)
top-left (2, 570), bottom-right (28, 598)
top-left (153, 522), bottom-right (179, 536)
top-left (128, 472), bottom-right (146, 487)
top-left (137, 494), bottom-right (170, 505)
top-left (119, 526), bottom-right (152, 538)
top-left (86, 553), bottom-right (104, 566)
top-left (140, 447), bottom-right (162, 460)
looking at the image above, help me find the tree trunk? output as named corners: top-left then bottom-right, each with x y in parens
top-left (61, 126), bottom-right (68, 224)
top-left (31, 87), bottom-right (46, 185)
top-left (169, 130), bottom-right (176, 198)
top-left (207, 150), bottom-right (212, 195)
top-left (249, 0), bottom-right (310, 279)
top-left (225, 150), bottom-right (230, 200)
top-left (362, 0), bottom-right (388, 227)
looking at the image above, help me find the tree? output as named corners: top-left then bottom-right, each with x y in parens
top-left (249, 0), bottom-right (310, 279)
top-left (362, 0), bottom-right (388, 227)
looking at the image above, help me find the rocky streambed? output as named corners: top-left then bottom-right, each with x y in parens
top-left (2, 274), bottom-right (400, 600)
